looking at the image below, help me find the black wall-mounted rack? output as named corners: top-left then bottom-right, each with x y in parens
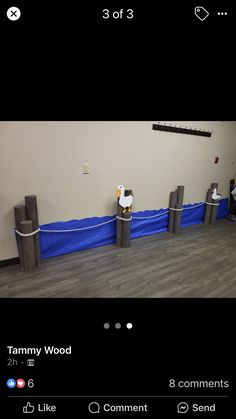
top-left (152, 123), bottom-right (212, 137)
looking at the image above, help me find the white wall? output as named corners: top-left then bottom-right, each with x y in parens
top-left (1, 121), bottom-right (236, 260)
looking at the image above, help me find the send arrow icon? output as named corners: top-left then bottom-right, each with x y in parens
top-left (177, 402), bottom-right (189, 414)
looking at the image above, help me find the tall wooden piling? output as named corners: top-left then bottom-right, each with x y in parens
top-left (116, 189), bottom-right (133, 248)
top-left (210, 199), bottom-right (219, 224)
top-left (210, 188), bottom-right (220, 225)
top-left (168, 190), bottom-right (177, 233)
top-left (20, 220), bottom-right (36, 272)
top-left (209, 183), bottom-right (219, 224)
top-left (173, 185), bottom-right (184, 234)
top-left (14, 205), bottom-right (26, 269)
top-left (25, 195), bottom-right (40, 266)
top-left (176, 186), bottom-right (184, 207)
top-left (122, 211), bottom-right (131, 248)
top-left (229, 179), bottom-right (236, 215)
top-left (123, 189), bottom-right (132, 248)
top-left (204, 188), bottom-right (213, 224)
top-left (116, 200), bottom-right (123, 247)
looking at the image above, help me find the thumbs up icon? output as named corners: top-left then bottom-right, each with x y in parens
top-left (23, 402), bottom-right (35, 413)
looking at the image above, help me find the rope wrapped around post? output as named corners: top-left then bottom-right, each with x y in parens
top-left (14, 205), bottom-right (26, 270)
top-left (116, 188), bottom-right (133, 248)
top-left (168, 191), bottom-right (177, 233)
top-left (19, 220), bottom-right (36, 272)
top-left (204, 182), bottom-right (221, 225)
top-left (14, 195), bottom-right (40, 272)
top-left (210, 183), bottom-right (219, 224)
top-left (25, 195), bottom-right (41, 267)
top-left (168, 185), bottom-right (184, 234)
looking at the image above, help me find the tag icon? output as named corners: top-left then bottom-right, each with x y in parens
top-left (194, 6), bottom-right (209, 21)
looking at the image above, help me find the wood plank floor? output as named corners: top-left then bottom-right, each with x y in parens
top-left (0, 220), bottom-right (236, 298)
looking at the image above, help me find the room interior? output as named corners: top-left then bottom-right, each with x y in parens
top-left (0, 121), bottom-right (236, 297)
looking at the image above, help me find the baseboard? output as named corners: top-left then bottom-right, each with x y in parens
top-left (0, 257), bottom-right (20, 268)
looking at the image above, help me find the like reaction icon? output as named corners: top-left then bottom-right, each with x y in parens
top-left (23, 402), bottom-right (35, 414)
top-left (7, 378), bottom-right (16, 388)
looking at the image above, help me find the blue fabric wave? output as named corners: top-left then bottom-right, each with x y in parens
top-left (39, 198), bottom-right (229, 259)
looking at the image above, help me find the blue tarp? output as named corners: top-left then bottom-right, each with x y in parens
top-left (39, 198), bottom-right (229, 259)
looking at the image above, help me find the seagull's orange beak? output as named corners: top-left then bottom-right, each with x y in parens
top-left (116, 189), bottom-right (121, 198)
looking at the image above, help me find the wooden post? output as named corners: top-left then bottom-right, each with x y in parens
top-left (123, 189), bottom-right (132, 248)
top-left (116, 200), bottom-right (123, 247)
top-left (229, 179), bottom-right (236, 215)
top-left (176, 185), bottom-right (184, 207)
top-left (20, 220), bottom-right (36, 272)
top-left (168, 190), bottom-right (177, 233)
top-left (122, 211), bottom-right (131, 248)
top-left (210, 185), bottom-right (220, 225)
top-left (210, 199), bottom-right (219, 224)
top-left (173, 203), bottom-right (182, 234)
top-left (125, 189), bottom-right (133, 198)
top-left (204, 188), bottom-right (213, 224)
top-left (25, 195), bottom-right (40, 266)
top-left (209, 183), bottom-right (219, 224)
top-left (14, 205), bottom-right (26, 270)
top-left (173, 185), bottom-right (184, 234)
top-left (117, 189), bottom-right (133, 247)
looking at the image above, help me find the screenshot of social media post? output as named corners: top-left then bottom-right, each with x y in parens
top-left (0, 0), bottom-right (235, 417)
top-left (0, 122), bottom-right (235, 417)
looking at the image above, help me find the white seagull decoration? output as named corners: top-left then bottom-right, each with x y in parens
top-left (115, 185), bottom-right (133, 212)
top-left (212, 188), bottom-right (221, 200)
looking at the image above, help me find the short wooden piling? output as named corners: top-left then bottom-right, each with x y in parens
top-left (25, 195), bottom-right (40, 266)
top-left (20, 220), bottom-right (36, 272)
top-left (14, 205), bottom-right (26, 269)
